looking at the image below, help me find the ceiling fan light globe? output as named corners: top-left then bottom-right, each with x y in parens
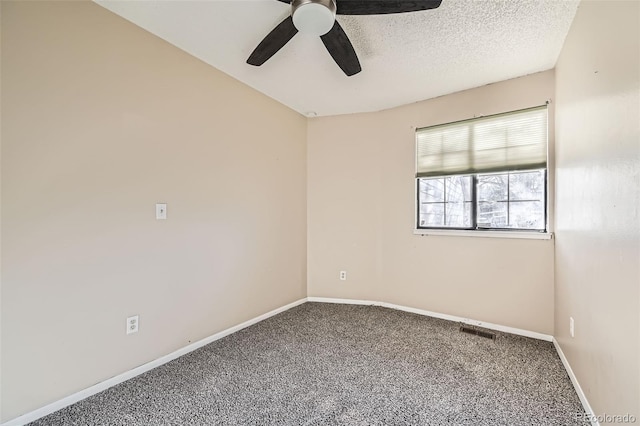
top-left (292, 0), bottom-right (336, 36)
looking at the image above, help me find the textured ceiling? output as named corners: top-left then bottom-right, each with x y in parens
top-left (94, 0), bottom-right (579, 117)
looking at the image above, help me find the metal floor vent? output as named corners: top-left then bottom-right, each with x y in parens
top-left (459, 325), bottom-right (496, 340)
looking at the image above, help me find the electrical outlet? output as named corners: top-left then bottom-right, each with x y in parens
top-left (569, 317), bottom-right (574, 338)
top-left (127, 315), bottom-right (139, 335)
top-left (339, 271), bottom-right (347, 281)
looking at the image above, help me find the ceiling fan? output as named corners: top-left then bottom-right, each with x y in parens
top-left (247, 0), bottom-right (443, 76)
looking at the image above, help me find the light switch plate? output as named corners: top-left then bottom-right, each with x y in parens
top-left (156, 203), bottom-right (167, 220)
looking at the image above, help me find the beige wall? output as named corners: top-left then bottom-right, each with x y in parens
top-left (554, 0), bottom-right (639, 419)
top-left (308, 71), bottom-right (555, 335)
top-left (0, 1), bottom-right (307, 422)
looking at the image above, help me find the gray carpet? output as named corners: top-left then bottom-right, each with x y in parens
top-left (29, 303), bottom-right (587, 425)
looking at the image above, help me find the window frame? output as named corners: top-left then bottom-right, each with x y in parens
top-left (416, 174), bottom-right (476, 231)
top-left (415, 169), bottom-right (548, 233)
top-left (416, 174), bottom-right (475, 230)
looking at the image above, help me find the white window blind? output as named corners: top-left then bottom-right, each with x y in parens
top-left (416, 105), bottom-right (548, 177)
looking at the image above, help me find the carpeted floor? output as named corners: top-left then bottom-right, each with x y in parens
top-left (30, 303), bottom-right (587, 425)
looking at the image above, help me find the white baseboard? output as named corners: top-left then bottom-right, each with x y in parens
top-left (307, 296), bottom-right (553, 341)
top-left (552, 338), bottom-right (599, 426)
top-left (1, 298), bottom-right (307, 426)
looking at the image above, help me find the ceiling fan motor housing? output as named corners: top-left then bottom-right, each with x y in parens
top-left (291, 0), bottom-right (337, 36)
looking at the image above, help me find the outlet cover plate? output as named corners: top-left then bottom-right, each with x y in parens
top-left (127, 315), bottom-right (139, 335)
top-left (569, 317), bottom-right (574, 338)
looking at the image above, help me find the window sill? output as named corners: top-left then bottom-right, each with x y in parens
top-left (413, 229), bottom-right (553, 240)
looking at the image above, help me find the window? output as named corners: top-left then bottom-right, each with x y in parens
top-left (418, 175), bottom-right (473, 228)
top-left (416, 106), bottom-right (548, 232)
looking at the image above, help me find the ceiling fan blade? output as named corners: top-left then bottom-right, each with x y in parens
top-left (336, 0), bottom-right (442, 15)
top-left (320, 21), bottom-right (361, 76)
top-left (276, 0), bottom-right (290, 3)
top-left (247, 16), bottom-right (298, 66)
